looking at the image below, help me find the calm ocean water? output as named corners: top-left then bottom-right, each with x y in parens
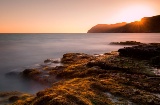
top-left (0, 33), bottom-right (160, 93)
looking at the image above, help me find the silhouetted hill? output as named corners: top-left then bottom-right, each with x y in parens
top-left (88, 15), bottom-right (160, 33)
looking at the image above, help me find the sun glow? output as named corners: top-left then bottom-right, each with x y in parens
top-left (119, 5), bottom-right (155, 23)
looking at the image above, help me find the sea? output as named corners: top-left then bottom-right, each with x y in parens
top-left (0, 33), bottom-right (160, 93)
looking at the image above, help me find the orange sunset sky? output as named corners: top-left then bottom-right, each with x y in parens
top-left (0, 0), bottom-right (160, 33)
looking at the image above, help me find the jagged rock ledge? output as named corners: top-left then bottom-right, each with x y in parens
top-left (5, 43), bottom-right (160, 105)
top-left (118, 43), bottom-right (160, 61)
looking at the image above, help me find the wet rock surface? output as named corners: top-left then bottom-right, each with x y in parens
top-left (118, 43), bottom-right (160, 60)
top-left (0, 91), bottom-right (33, 105)
top-left (5, 43), bottom-right (160, 105)
top-left (118, 43), bottom-right (160, 75)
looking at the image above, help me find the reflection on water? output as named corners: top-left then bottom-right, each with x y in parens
top-left (0, 33), bottom-right (159, 93)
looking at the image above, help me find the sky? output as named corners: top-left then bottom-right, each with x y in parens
top-left (0, 0), bottom-right (160, 33)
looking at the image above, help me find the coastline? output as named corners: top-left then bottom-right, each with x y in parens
top-left (1, 42), bottom-right (160, 105)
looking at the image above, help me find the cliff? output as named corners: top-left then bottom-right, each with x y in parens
top-left (88, 15), bottom-right (160, 33)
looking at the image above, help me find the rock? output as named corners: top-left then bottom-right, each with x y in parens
top-left (44, 59), bottom-right (60, 63)
top-left (118, 43), bottom-right (160, 59)
top-left (151, 56), bottom-right (160, 67)
top-left (54, 66), bottom-right (66, 70)
top-left (61, 53), bottom-right (93, 64)
top-left (52, 60), bottom-right (60, 63)
top-left (87, 59), bottom-right (128, 70)
top-left (9, 96), bottom-right (19, 102)
top-left (44, 59), bottom-right (52, 63)
top-left (23, 69), bottom-right (33, 75)
top-left (13, 45), bottom-right (160, 105)
top-left (22, 69), bottom-right (40, 77)
top-left (110, 41), bottom-right (142, 45)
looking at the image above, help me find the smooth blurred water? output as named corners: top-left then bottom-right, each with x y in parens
top-left (0, 33), bottom-right (160, 93)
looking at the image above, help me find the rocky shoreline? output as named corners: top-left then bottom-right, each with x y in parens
top-left (110, 41), bottom-right (143, 45)
top-left (1, 42), bottom-right (160, 105)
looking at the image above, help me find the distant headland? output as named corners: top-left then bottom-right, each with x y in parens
top-left (88, 15), bottom-right (160, 33)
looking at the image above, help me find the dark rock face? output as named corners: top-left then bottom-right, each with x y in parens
top-left (118, 43), bottom-right (160, 59)
top-left (118, 43), bottom-right (160, 67)
top-left (9, 96), bottom-right (19, 102)
top-left (88, 15), bottom-right (160, 33)
top-left (22, 69), bottom-right (41, 77)
top-left (151, 56), bottom-right (160, 66)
